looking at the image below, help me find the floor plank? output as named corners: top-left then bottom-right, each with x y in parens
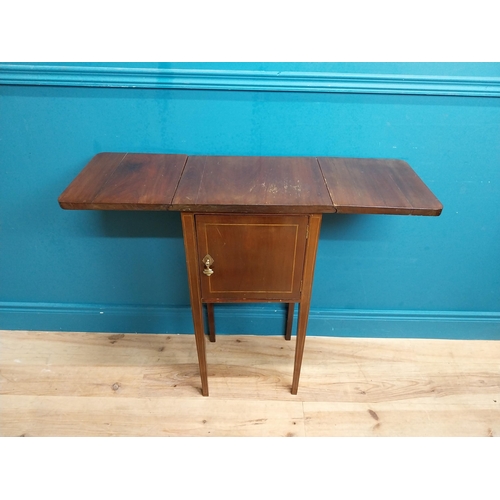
top-left (302, 402), bottom-right (499, 437)
top-left (0, 395), bottom-right (304, 437)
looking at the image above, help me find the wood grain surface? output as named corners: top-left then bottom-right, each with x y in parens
top-left (2, 330), bottom-right (497, 437)
top-left (196, 214), bottom-right (308, 301)
top-left (318, 157), bottom-right (443, 215)
top-left (59, 153), bottom-right (443, 216)
top-left (58, 153), bottom-right (187, 210)
top-left (171, 155), bottom-right (335, 213)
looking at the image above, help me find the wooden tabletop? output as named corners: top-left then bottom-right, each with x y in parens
top-left (58, 153), bottom-right (187, 211)
top-left (318, 157), bottom-right (442, 216)
top-left (171, 155), bottom-right (335, 214)
top-left (58, 152), bottom-right (442, 216)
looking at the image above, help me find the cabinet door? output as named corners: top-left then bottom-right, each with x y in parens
top-left (196, 214), bottom-right (309, 302)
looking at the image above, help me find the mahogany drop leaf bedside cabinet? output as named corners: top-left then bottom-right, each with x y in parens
top-left (59, 153), bottom-right (442, 396)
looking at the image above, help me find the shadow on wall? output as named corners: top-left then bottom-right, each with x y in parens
top-left (320, 213), bottom-right (403, 242)
top-left (98, 210), bottom-right (183, 239)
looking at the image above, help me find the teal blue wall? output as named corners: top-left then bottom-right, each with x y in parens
top-left (1, 62), bottom-right (499, 338)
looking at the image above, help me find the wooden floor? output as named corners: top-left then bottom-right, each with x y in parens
top-left (0, 330), bottom-right (498, 437)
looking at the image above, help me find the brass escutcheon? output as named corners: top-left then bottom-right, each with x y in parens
top-left (202, 254), bottom-right (214, 276)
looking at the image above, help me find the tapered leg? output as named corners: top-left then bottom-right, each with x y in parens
top-left (292, 302), bottom-right (311, 395)
top-left (207, 303), bottom-right (216, 342)
top-left (285, 303), bottom-right (294, 340)
top-left (291, 214), bottom-right (322, 395)
top-left (181, 213), bottom-right (209, 396)
top-left (191, 298), bottom-right (209, 397)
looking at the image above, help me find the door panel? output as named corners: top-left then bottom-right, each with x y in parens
top-left (196, 214), bottom-right (308, 301)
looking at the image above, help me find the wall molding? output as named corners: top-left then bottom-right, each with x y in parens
top-left (1, 64), bottom-right (499, 97)
top-left (1, 301), bottom-right (499, 340)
